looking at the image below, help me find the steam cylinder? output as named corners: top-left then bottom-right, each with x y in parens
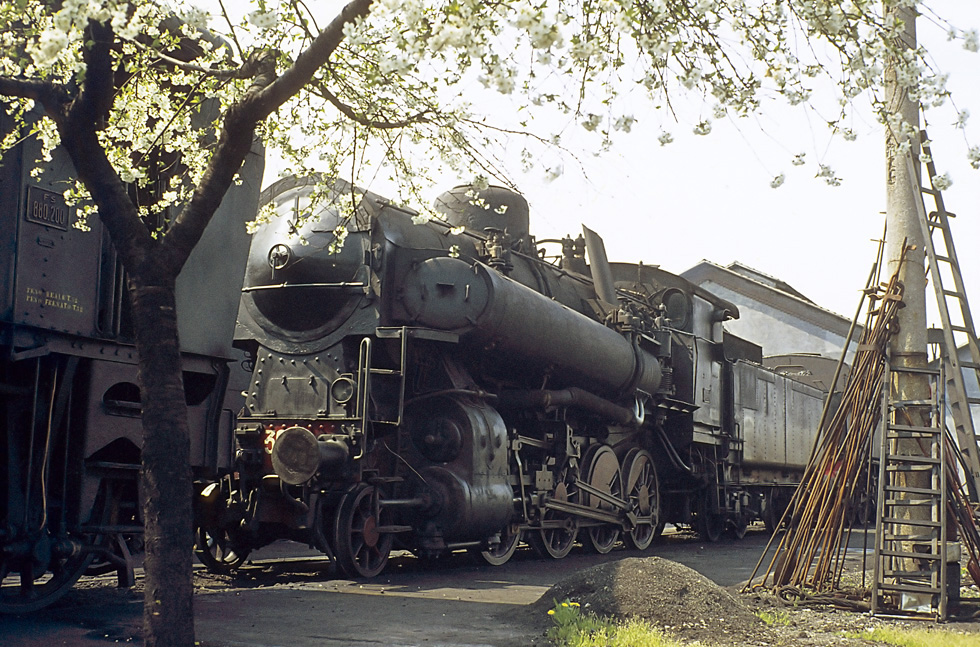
top-left (397, 256), bottom-right (662, 398)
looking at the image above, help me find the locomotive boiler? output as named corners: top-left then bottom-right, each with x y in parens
top-left (199, 175), bottom-right (829, 577)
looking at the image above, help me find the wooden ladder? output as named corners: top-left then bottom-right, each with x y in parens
top-left (907, 131), bottom-right (980, 499)
top-left (872, 361), bottom-right (949, 620)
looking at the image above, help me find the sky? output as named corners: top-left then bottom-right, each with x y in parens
top-left (210, 0), bottom-right (980, 323)
top-left (503, 1), bottom-right (980, 322)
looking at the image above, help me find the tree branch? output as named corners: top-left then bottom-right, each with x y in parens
top-left (251, 0), bottom-right (375, 114)
top-left (160, 0), bottom-right (377, 272)
top-left (126, 38), bottom-right (244, 79)
top-left (312, 79), bottom-right (433, 129)
top-left (0, 77), bottom-right (66, 111)
top-left (70, 19), bottom-right (116, 131)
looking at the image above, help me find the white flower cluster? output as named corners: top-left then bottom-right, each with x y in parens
top-left (816, 163), bottom-right (841, 186)
top-left (969, 147), bottom-right (980, 170)
top-left (247, 9), bottom-right (278, 31)
top-left (931, 173), bottom-right (953, 191)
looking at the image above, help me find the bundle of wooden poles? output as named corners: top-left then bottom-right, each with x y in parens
top-left (746, 253), bottom-right (908, 593)
top-left (746, 245), bottom-right (980, 598)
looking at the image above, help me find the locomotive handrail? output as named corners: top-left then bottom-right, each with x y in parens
top-left (354, 336), bottom-right (372, 460)
top-left (241, 281), bottom-right (367, 292)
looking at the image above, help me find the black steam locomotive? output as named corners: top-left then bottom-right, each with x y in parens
top-left (0, 112), bottom-right (264, 612)
top-left (198, 175), bottom-right (829, 577)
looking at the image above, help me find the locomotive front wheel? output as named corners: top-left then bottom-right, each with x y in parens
top-left (475, 525), bottom-right (522, 566)
top-left (622, 449), bottom-right (659, 551)
top-left (333, 485), bottom-right (393, 578)
top-left (582, 445), bottom-right (622, 554)
top-left (195, 526), bottom-right (250, 573)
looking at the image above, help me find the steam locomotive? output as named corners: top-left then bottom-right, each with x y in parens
top-left (0, 111), bottom-right (264, 612)
top-left (197, 175), bottom-right (830, 577)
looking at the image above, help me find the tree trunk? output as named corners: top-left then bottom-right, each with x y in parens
top-left (130, 277), bottom-right (195, 647)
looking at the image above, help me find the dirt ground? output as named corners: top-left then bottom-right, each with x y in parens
top-left (528, 555), bottom-right (980, 647)
top-left (8, 529), bottom-right (980, 647)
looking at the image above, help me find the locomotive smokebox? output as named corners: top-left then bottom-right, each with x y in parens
top-left (434, 185), bottom-right (530, 251)
top-left (240, 178), bottom-right (369, 346)
top-left (271, 426), bottom-right (349, 485)
top-left (398, 256), bottom-right (662, 399)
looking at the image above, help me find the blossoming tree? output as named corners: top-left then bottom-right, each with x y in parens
top-left (0, 0), bottom-right (975, 645)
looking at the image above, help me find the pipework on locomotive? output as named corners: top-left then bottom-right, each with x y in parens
top-left (195, 176), bottom-right (826, 577)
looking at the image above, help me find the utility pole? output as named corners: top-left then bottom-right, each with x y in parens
top-left (884, 4), bottom-right (923, 353)
top-left (883, 0), bottom-right (937, 609)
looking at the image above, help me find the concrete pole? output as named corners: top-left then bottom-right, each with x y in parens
top-left (884, 4), bottom-right (925, 344)
top-left (883, 1), bottom-right (934, 600)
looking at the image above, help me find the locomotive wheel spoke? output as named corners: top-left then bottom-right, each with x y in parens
top-left (333, 485), bottom-right (392, 578)
top-left (622, 449), bottom-right (659, 551)
top-left (582, 445), bottom-right (622, 554)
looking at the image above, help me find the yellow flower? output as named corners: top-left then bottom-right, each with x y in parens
top-left (548, 609), bottom-right (555, 615)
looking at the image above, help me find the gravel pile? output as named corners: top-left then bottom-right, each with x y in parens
top-left (531, 556), bottom-right (770, 645)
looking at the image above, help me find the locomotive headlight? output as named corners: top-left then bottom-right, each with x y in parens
top-left (330, 377), bottom-right (355, 404)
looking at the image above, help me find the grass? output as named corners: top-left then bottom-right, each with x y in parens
top-left (754, 609), bottom-right (792, 627)
top-left (546, 600), bottom-right (696, 647)
top-left (548, 599), bottom-right (980, 647)
top-left (844, 626), bottom-right (980, 647)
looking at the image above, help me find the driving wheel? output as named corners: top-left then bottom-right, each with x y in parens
top-left (582, 445), bottom-right (622, 554)
top-left (528, 464), bottom-right (579, 559)
top-left (622, 448), bottom-right (659, 551)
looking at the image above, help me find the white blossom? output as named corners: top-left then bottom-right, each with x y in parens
top-left (964, 29), bottom-right (979, 53)
top-left (657, 131), bottom-right (674, 146)
top-left (31, 28), bottom-right (69, 67)
top-left (816, 164), bottom-right (841, 186)
top-left (932, 173), bottom-right (953, 191)
top-left (613, 115), bottom-right (635, 133)
top-left (770, 174), bottom-right (785, 189)
top-left (693, 120), bottom-right (712, 136)
top-left (968, 146), bottom-right (980, 170)
top-left (582, 114), bottom-right (601, 132)
top-left (247, 9), bottom-right (278, 31)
